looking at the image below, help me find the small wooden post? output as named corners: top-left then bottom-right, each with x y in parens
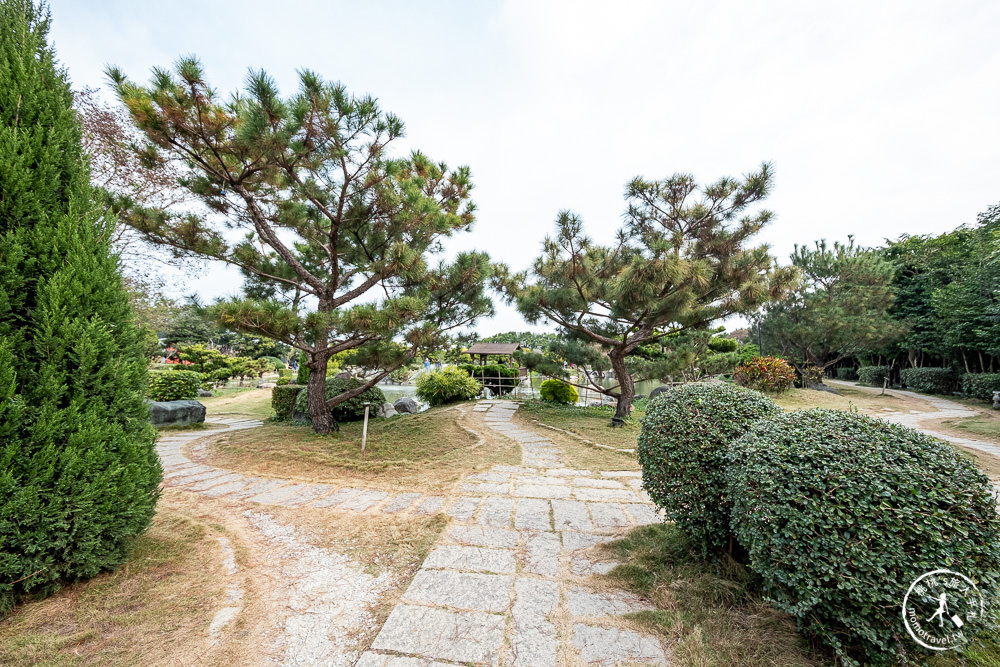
top-left (361, 402), bottom-right (371, 451)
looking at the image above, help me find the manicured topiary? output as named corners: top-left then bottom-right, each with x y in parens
top-left (962, 373), bottom-right (1000, 402)
top-left (416, 367), bottom-right (482, 406)
top-left (292, 377), bottom-right (385, 424)
top-left (636, 383), bottom-right (780, 557)
top-left (0, 0), bottom-right (160, 614)
top-left (732, 356), bottom-right (795, 393)
top-left (857, 365), bottom-right (890, 386)
top-left (271, 385), bottom-right (304, 421)
top-left (899, 366), bottom-right (958, 395)
top-left (727, 409), bottom-right (1000, 665)
top-left (539, 378), bottom-right (579, 404)
top-left (147, 369), bottom-right (201, 401)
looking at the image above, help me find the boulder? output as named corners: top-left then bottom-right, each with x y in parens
top-left (393, 397), bottom-right (420, 414)
top-left (198, 389), bottom-right (213, 397)
top-left (993, 391), bottom-right (1000, 410)
top-left (258, 382), bottom-right (276, 389)
top-left (335, 371), bottom-right (352, 380)
top-left (381, 402), bottom-right (398, 418)
top-left (148, 399), bottom-right (206, 427)
top-left (649, 385), bottom-right (671, 400)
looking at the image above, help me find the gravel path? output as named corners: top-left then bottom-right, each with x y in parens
top-left (158, 405), bottom-right (668, 666)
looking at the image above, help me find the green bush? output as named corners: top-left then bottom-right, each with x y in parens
top-left (732, 356), bottom-right (796, 393)
top-left (147, 369), bottom-right (201, 401)
top-left (292, 377), bottom-right (385, 424)
top-left (271, 385), bottom-right (304, 421)
top-left (0, 2), bottom-right (160, 614)
top-left (707, 336), bottom-right (738, 353)
top-left (728, 409), bottom-right (1000, 665)
top-left (278, 368), bottom-right (293, 379)
top-left (798, 364), bottom-right (824, 387)
top-left (457, 363), bottom-right (519, 396)
top-left (835, 366), bottom-right (858, 380)
top-left (275, 376), bottom-right (291, 386)
top-left (417, 367), bottom-right (482, 406)
top-left (857, 365), bottom-right (890, 386)
top-left (295, 352), bottom-right (308, 385)
top-left (899, 366), bottom-right (959, 395)
top-left (260, 355), bottom-right (285, 370)
top-left (962, 373), bottom-right (1000, 402)
top-left (637, 383), bottom-right (780, 558)
top-left (539, 378), bottom-right (579, 404)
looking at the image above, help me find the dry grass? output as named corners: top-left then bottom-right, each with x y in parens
top-left (201, 404), bottom-right (520, 493)
top-left (199, 387), bottom-right (274, 420)
top-left (513, 400), bottom-right (642, 471)
top-left (771, 384), bottom-right (933, 415)
top-left (940, 413), bottom-right (1000, 443)
top-left (0, 496), bottom-right (228, 667)
top-left (600, 523), bottom-right (826, 667)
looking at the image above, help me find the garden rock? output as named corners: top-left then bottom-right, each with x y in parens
top-left (381, 402), bottom-right (398, 418)
top-left (198, 389), bottom-right (213, 397)
top-left (394, 397), bottom-right (419, 414)
top-left (649, 385), bottom-right (670, 399)
top-left (335, 371), bottom-right (352, 380)
top-left (994, 390), bottom-right (1000, 410)
top-left (148, 399), bottom-right (206, 427)
top-left (258, 382), bottom-right (276, 389)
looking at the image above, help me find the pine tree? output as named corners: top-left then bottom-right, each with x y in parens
top-left (0, 0), bottom-right (160, 614)
top-left (501, 164), bottom-right (795, 422)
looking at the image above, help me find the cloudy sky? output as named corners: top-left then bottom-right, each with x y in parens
top-left (50, 0), bottom-right (1000, 335)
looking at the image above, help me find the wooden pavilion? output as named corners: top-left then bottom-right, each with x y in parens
top-left (462, 342), bottom-right (522, 365)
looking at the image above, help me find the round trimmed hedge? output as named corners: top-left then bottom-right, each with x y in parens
top-left (539, 378), bottom-right (578, 404)
top-left (727, 409), bottom-right (1000, 665)
top-left (416, 367), bottom-right (482, 406)
top-left (636, 382), bottom-right (780, 557)
top-left (292, 377), bottom-right (385, 424)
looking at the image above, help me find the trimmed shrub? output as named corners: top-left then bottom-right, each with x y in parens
top-left (732, 356), bottom-right (795, 393)
top-left (260, 355), bottom-right (285, 370)
top-left (728, 409), bottom-right (1000, 665)
top-left (417, 367), bottom-right (482, 406)
top-left (271, 385), bottom-right (304, 421)
top-left (707, 337), bottom-right (738, 353)
top-left (637, 383), bottom-right (780, 557)
top-left (857, 365), bottom-right (890, 386)
top-left (292, 377), bottom-right (385, 423)
top-left (457, 363), bottom-right (519, 396)
top-left (899, 366), bottom-right (959, 395)
top-left (295, 352), bottom-right (308, 385)
top-left (835, 366), bottom-right (858, 380)
top-left (147, 369), bottom-right (201, 401)
top-left (962, 373), bottom-right (1000, 402)
top-left (275, 376), bottom-right (291, 386)
top-left (799, 364), bottom-right (824, 387)
top-left (539, 378), bottom-right (579, 404)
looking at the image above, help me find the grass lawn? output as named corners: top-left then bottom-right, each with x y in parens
top-left (198, 387), bottom-right (274, 420)
top-left (513, 399), bottom-right (642, 470)
top-left (600, 523), bottom-right (824, 666)
top-left (203, 404), bottom-right (521, 493)
top-left (942, 413), bottom-right (1000, 441)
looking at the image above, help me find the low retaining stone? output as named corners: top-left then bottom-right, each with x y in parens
top-left (148, 399), bottom-right (206, 427)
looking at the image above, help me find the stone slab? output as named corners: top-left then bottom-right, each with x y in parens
top-left (308, 486), bottom-right (364, 508)
top-left (552, 500), bottom-right (594, 532)
top-left (448, 525), bottom-right (520, 549)
top-left (513, 483), bottom-right (571, 499)
top-left (588, 502), bottom-right (629, 529)
top-left (573, 477), bottom-right (625, 489)
top-left (523, 531), bottom-right (560, 577)
top-left (573, 487), bottom-right (638, 502)
top-left (515, 498), bottom-right (552, 531)
top-left (423, 545), bottom-right (517, 573)
top-left (478, 497), bottom-right (515, 527)
top-left (338, 489), bottom-right (389, 512)
top-left (445, 497), bottom-right (481, 521)
top-left (414, 496), bottom-right (445, 515)
top-left (624, 503), bottom-right (662, 525)
top-left (567, 587), bottom-right (654, 616)
top-left (371, 604), bottom-right (505, 665)
top-left (403, 570), bottom-right (513, 612)
top-left (383, 492), bottom-right (422, 514)
top-left (510, 578), bottom-right (559, 667)
top-left (571, 623), bottom-right (666, 665)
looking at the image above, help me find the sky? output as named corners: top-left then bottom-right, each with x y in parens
top-left (49, 0), bottom-right (1000, 335)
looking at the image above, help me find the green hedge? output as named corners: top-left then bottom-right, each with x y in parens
top-left (458, 363), bottom-right (518, 396)
top-left (857, 365), bottom-right (890, 386)
top-left (147, 369), bottom-right (201, 401)
top-left (835, 366), bottom-right (858, 380)
top-left (260, 355), bottom-right (285, 370)
top-left (637, 383), bottom-right (780, 558)
top-left (417, 367), bottom-right (482, 406)
top-left (728, 409), bottom-right (1000, 665)
top-left (899, 366), bottom-right (958, 395)
top-left (292, 377), bottom-right (385, 423)
top-left (539, 378), bottom-right (578, 404)
top-left (962, 373), bottom-right (1000, 402)
top-left (271, 385), bottom-right (304, 421)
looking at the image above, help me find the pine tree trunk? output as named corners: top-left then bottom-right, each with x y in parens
top-left (306, 352), bottom-right (337, 434)
top-left (609, 350), bottom-right (634, 424)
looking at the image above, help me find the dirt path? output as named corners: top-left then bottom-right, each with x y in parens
top-left (159, 404), bottom-right (668, 666)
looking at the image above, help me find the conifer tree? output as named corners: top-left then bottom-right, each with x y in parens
top-left (0, 0), bottom-right (160, 614)
top-left (107, 59), bottom-right (494, 433)
top-left (500, 164), bottom-right (795, 422)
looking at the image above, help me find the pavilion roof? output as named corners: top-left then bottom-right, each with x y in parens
top-left (462, 343), bottom-right (522, 356)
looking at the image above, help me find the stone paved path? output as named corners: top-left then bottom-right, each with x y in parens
top-left (357, 401), bottom-right (668, 666)
top-left (158, 404), bottom-right (668, 666)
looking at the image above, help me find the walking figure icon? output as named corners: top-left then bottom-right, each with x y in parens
top-left (926, 593), bottom-right (964, 628)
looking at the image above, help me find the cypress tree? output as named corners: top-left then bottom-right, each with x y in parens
top-left (0, 0), bottom-right (160, 614)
